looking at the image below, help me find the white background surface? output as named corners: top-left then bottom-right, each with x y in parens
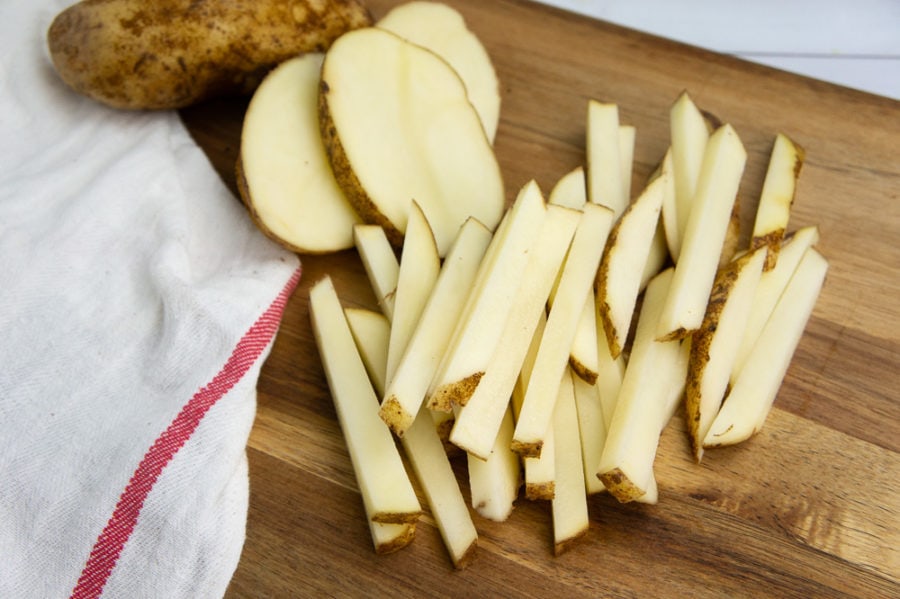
top-left (537, 0), bottom-right (900, 100)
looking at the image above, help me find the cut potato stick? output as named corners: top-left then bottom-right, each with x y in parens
top-left (551, 369), bottom-right (589, 555)
top-left (377, 1), bottom-right (500, 144)
top-left (594, 313), bottom-right (626, 429)
top-left (587, 101), bottom-right (626, 215)
top-left (346, 299), bottom-right (479, 568)
top-left (751, 133), bottom-right (805, 271)
top-left (510, 312), bottom-right (554, 500)
top-left (308, 276), bottom-right (421, 524)
top-left (368, 521), bottom-right (415, 555)
top-left (704, 247), bottom-right (828, 447)
top-left (547, 168), bottom-right (597, 383)
top-left (380, 218), bottom-right (492, 436)
top-left (548, 166), bottom-right (586, 209)
top-left (345, 308), bottom-right (391, 395)
top-left (685, 247), bottom-right (766, 461)
top-left (597, 171), bottom-right (667, 358)
top-left (598, 268), bottom-right (690, 503)
top-left (403, 409), bottom-right (479, 569)
top-left (568, 292), bottom-right (599, 384)
top-left (572, 369), bottom-right (607, 495)
top-left (450, 205), bottom-right (580, 460)
top-left (353, 224), bottom-right (399, 320)
top-left (731, 226), bottom-right (820, 382)
top-left (669, 91), bottom-right (710, 260)
top-left (237, 54), bottom-right (360, 253)
top-left (656, 124), bottom-right (747, 341)
top-left (658, 148), bottom-right (681, 260)
top-left (320, 27), bottom-right (504, 255)
top-left (513, 202), bottom-right (614, 458)
top-left (428, 181), bottom-right (547, 411)
top-left (385, 201), bottom-right (440, 381)
top-left (618, 124), bottom-right (636, 205)
top-left (468, 406), bottom-right (521, 522)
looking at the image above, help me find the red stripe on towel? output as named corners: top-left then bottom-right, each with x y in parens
top-left (70, 266), bottom-right (301, 599)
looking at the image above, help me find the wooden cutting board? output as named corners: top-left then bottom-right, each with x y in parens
top-left (179, 0), bottom-right (900, 596)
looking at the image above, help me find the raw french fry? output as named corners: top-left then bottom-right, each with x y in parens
top-left (513, 202), bottom-right (614, 458)
top-left (346, 295), bottom-right (479, 569)
top-left (668, 91), bottom-right (710, 261)
top-left (468, 406), bottom-right (521, 522)
top-left (428, 181), bottom-right (547, 411)
top-left (547, 168), bottom-right (598, 384)
top-left (403, 409), bottom-right (479, 569)
top-left (367, 521), bottom-right (415, 555)
top-left (344, 308), bottom-right (391, 395)
top-left (656, 124), bottom-right (747, 341)
top-left (385, 201), bottom-right (440, 381)
top-left (751, 133), bottom-right (805, 271)
top-left (449, 205), bottom-right (580, 460)
top-left (594, 309), bottom-right (626, 429)
top-left (731, 226), bottom-right (820, 382)
top-left (587, 101), bottom-right (626, 215)
top-left (548, 165), bottom-right (586, 209)
top-left (353, 224), bottom-right (399, 320)
top-left (511, 311), bottom-right (554, 500)
top-left (598, 268), bottom-right (690, 503)
top-left (705, 247), bottom-right (828, 447)
top-left (380, 218), bottom-right (492, 436)
top-left (685, 247), bottom-right (767, 461)
top-left (572, 370), bottom-right (607, 495)
top-left (618, 124), bottom-right (636, 205)
top-left (658, 149), bottom-right (680, 260)
top-left (551, 369), bottom-right (589, 555)
top-left (597, 171), bottom-right (668, 359)
top-left (308, 276), bottom-right (421, 524)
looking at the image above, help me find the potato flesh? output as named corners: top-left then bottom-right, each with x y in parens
top-left (669, 92), bottom-right (711, 260)
top-left (751, 133), bottom-right (805, 270)
top-left (239, 55), bottom-right (359, 253)
top-left (308, 277), bottom-right (421, 524)
top-left (552, 370), bottom-right (589, 554)
top-left (656, 124), bottom-right (747, 340)
top-left (377, 1), bottom-right (501, 144)
top-left (321, 27), bottom-right (504, 256)
top-left (353, 225), bottom-right (400, 321)
top-left (47, 0), bottom-right (372, 110)
top-left (704, 248), bottom-right (828, 447)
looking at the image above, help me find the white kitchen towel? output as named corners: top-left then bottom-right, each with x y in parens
top-left (0, 1), bottom-right (302, 597)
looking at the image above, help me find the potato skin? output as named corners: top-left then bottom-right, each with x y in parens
top-left (47, 0), bottom-right (372, 109)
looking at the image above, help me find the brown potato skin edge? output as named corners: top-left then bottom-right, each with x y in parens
top-left (47, 0), bottom-right (373, 110)
top-left (317, 78), bottom-right (406, 249)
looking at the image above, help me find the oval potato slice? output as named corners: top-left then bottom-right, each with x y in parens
top-left (319, 27), bottom-right (505, 256)
top-left (377, 1), bottom-right (501, 143)
top-left (237, 54), bottom-right (361, 254)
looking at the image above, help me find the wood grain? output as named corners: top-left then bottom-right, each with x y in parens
top-left (180, 0), bottom-right (900, 596)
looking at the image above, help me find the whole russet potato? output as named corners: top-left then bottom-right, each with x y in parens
top-left (47, 0), bottom-right (373, 110)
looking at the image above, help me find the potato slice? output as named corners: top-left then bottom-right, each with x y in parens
top-left (449, 204), bottom-right (580, 460)
top-left (548, 166), bottom-right (587, 209)
top-left (731, 226), bottom-right (820, 382)
top-left (380, 219), bottom-right (492, 436)
top-left (685, 247), bottom-right (766, 461)
top-left (704, 248), bottom-right (828, 448)
top-left (512, 203), bottom-right (614, 458)
top-left (386, 202), bottom-right (441, 381)
top-left (751, 133), bottom-right (806, 271)
top-left (598, 268), bottom-right (690, 503)
top-left (353, 224), bottom-right (399, 321)
top-left (320, 27), bottom-right (504, 255)
top-left (377, 1), bottom-right (500, 143)
top-left (237, 54), bottom-right (360, 253)
top-left (656, 124), bottom-right (747, 341)
top-left (597, 171), bottom-right (667, 359)
top-left (308, 277), bottom-right (421, 525)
